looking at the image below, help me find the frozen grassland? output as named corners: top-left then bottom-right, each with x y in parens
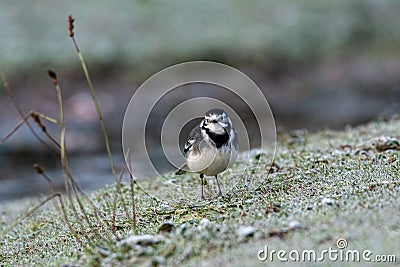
top-left (0, 118), bottom-right (399, 266)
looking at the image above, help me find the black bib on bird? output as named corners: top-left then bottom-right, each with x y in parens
top-left (203, 127), bottom-right (230, 148)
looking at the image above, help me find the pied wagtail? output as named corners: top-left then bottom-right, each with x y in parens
top-left (176, 109), bottom-right (239, 199)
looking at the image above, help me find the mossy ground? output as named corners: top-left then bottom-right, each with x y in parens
top-left (1, 118), bottom-right (399, 266)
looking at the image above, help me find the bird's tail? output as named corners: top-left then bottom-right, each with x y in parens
top-left (175, 164), bottom-right (188, 175)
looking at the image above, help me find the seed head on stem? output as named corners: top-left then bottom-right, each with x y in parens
top-left (68, 15), bottom-right (75, 38)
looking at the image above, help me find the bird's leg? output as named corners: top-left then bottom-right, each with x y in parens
top-left (200, 173), bottom-right (205, 200)
top-left (215, 175), bottom-right (223, 197)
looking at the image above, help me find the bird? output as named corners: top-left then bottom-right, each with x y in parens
top-left (176, 109), bottom-right (239, 199)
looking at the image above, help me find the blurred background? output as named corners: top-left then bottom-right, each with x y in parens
top-left (0, 0), bottom-right (399, 201)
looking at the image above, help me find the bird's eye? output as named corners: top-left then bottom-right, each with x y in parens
top-left (205, 119), bottom-right (210, 124)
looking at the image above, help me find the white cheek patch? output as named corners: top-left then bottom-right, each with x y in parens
top-left (206, 123), bottom-right (225, 134)
top-left (219, 122), bottom-right (228, 128)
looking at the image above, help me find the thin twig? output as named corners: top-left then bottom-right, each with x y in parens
top-left (129, 169), bottom-right (137, 230)
top-left (126, 149), bottom-right (137, 230)
top-left (0, 112), bottom-right (31, 144)
top-left (111, 167), bottom-right (127, 234)
top-left (67, 15), bottom-right (120, 194)
top-left (33, 164), bottom-right (60, 211)
top-left (1, 75), bottom-right (58, 153)
top-left (30, 111), bottom-right (61, 148)
top-left (48, 69), bottom-right (91, 242)
top-left (68, 15), bottom-right (132, 237)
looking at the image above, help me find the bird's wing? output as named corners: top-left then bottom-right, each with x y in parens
top-left (176, 124), bottom-right (203, 175)
top-left (183, 124), bottom-right (202, 155)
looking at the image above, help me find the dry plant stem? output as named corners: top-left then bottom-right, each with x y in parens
top-left (31, 111), bottom-right (61, 148)
top-left (33, 109), bottom-right (111, 237)
top-left (53, 76), bottom-right (73, 206)
top-left (1, 76), bottom-right (56, 153)
top-left (135, 179), bottom-right (160, 202)
top-left (50, 71), bottom-right (94, 243)
top-left (37, 164), bottom-right (106, 234)
top-left (67, 171), bottom-right (108, 233)
top-left (20, 112), bottom-right (105, 229)
top-left (34, 166), bottom-right (54, 194)
top-left (1, 69), bottom-right (110, 244)
top-left (30, 114), bottom-right (102, 219)
top-left (71, 36), bottom-right (118, 182)
top-left (126, 148), bottom-right (159, 203)
top-left (69, 182), bottom-right (106, 241)
top-left (33, 122), bottom-right (113, 241)
top-left (0, 112), bottom-right (31, 144)
top-left (69, 178), bottom-right (115, 241)
top-left (33, 111), bottom-right (59, 124)
top-left (73, 52), bottom-right (131, 234)
top-left (1, 75), bottom-right (89, 243)
top-left (33, 164), bottom-right (60, 211)
top-left (126, 149), bottom-right (161, 202)
top-left (126, 149), bottom-right (137, 229)
top-left (68, 16), bottom-right (132, 232)
top-left (111, 168), bottom-right (126, 234)
top-left (111, 188), bottom-right (118, 234)
top-left (129, 171), bottom-right (137, 229)
top-left (55, 193), bottom-right (84, 245)
top-left (49, 71), bottom-right (111, 241)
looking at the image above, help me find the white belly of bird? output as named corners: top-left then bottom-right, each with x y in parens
top-left (187, 145), bottom-right (235, 176)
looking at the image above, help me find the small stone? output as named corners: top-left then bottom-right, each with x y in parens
top-left (121, 234), bottom-right (164, 247)
top-left (244, 199), bottom-right (254, 204)
top-left (158, 221), bottom-right (175, 233)
top-left (198, 218), bottom-right (211, 230)
top-left (288, 221), bottom-right (301, 229)
top-left (236, 226), bottom-right (256, 238)
top-left (199, 218), bottom-right (210, 226)
top-left (152, 256), bottom-right (166, 266)
top-left (163, 179), bottom-right (177, 185)
top-left (321, 197), bottom-right (334, 205)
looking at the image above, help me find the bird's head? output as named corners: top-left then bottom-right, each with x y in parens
top-left (201, 109), bottom-right (232, 135)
